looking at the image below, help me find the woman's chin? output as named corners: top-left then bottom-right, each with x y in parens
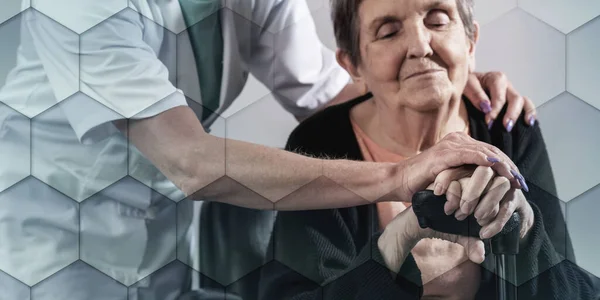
top-left (405, 97), bottom-right (448, 112)
top-left (398, 87), bottom-right (453, 112)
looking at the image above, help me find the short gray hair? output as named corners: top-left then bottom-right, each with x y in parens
top-left (331, 0), bottom-right (475, 66)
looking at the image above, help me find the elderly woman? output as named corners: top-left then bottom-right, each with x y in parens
top-left (257, 0), bottom-right (600, 299)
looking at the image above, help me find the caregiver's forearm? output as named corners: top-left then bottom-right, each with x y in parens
top-left (186, 132), bottom-right (401, 210)
top-left (126, 106), bottom-right (400, 210)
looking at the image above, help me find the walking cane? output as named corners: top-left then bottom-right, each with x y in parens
top-left (412, 190), bottom-right (521, 300)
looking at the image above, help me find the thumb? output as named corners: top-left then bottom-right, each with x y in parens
top-left (456, 235), bottom-right (486, 264)
top-left (434, 232), bottom-right (486, 264)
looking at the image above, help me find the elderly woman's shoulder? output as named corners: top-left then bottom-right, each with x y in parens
top-left (477, 101), bottom-right (547, 163)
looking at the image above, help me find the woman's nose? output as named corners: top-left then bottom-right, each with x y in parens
top-left (406, 25), bottom-right (433, 59)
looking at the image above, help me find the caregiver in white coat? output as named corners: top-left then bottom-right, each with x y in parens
top-left (0, 0), bottom-right (536, 299)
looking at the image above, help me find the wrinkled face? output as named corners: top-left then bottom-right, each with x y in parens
top-left (347, 0), bottom-right (478, 112)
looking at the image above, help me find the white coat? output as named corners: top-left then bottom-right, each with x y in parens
top-left (0, 0), bottom-right (350, 298)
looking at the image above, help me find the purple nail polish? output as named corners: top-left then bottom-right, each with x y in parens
top-left (519, 178), bottom-right (530, 192)
top-left (506, 119), bottom-right (514, 132)
top-left (510, 169), bottom-right (521, 181)
top-left (480, 102), bottom-right (492, 113)
top-left (515, 172), bottom-right (525, 181)
top-left (528, 116), bottom-right (536, 127)
top-left (487, 157), bottom-right (500, 163)
top-left (487, 120), bottom-right (494, 130)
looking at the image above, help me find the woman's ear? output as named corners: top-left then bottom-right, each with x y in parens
top-left (468, 21), bottom-right (480, 73)
top-left (336, 49), bottom-right (363, 82)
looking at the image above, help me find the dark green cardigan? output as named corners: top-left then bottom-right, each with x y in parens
top-left (257, 93), bottom-right (600, 300)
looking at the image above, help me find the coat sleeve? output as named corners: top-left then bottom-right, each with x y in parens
top-left (507, 120), bottom-right (600, 300)
top-left (20, 1), bottom-right (188, 145)
top-left (244, 0), bottom-right (351, 118)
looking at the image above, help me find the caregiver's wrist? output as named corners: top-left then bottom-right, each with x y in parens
top-left (321, 160), bottom-right (400, 203)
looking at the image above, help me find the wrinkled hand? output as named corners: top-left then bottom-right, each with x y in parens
top-left (464, 71), bottom-right (537, 131)
top-left (432, 166), bottom-right (535, 240)
top-left (394, 132), bottom-right (525, 203)
top-left (378, 205), bottom-right (486, 275)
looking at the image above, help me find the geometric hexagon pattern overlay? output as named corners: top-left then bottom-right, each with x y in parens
top-left (0, 9), bottom-right (80, 117)
top-left (566, 184), bottom-right (600, 279)
top-left (519, 0), bottom-right (600, 34)
top-left (0, 270), bottom-right (31, 300)
top-left (128, 260), bottom-right (218, 300)
top-left (31, 0), bottom-right (127, 35)
top-left (475, 8), bottom-right (566, 107)
top-left (128, 97), bottom-right (189, 203)
top-left (80, 176), bottom-right (177, 287)
top-left (0, 102), bottom-right (30, 194)
top-left (0, 177), bottom-right (79, 287)
top-left (472, 0), bottom-right (518, 26)
top-left (0, 0), bottom-right (599, 299)
top-left (0, 0), bottom-right (29, 27)
top-left (567, 15), bottom-right (600, 111)
top-left (31, 261), bottom-right (127, 300)
top-left (537, 92), bottom-right (600, 202)
top-left (0, 10), bottom-right (24, 101)
top-left (31, 93), bottom-right (128, 203)
top-left (80, 8), bottom-right (179, 119)
top-left (225, 94), bottom-right (299, 149)
top-left (196, 202), bottom-right (275, 287)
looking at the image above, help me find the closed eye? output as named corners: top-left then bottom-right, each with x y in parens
top-left (426, 10), bottom-right (450, 27)
top-left (377, 23), bottom-right (400, 39)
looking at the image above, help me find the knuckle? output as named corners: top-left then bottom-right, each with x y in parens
top-left (447, 131), bottom-right (464, 140)
top-left (495, 96), bottom-right (507, 105)
top-left (495, 176), bottom-right (510, 188)
top-left (486, 145), bottom-right (501, 155)
top-left (475, 145), bottom-right (487, 154)
top-left (491, 205), bottom-right (500, 217)
top-left (493, 71), bottom-right (507, 81)
top-left (483, 167), bottom-right (494, 177)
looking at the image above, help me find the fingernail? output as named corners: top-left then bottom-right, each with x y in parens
top-left (434, 183), bottom-right (442, 195)
top-left (479, 102), bottom-right (492, 114)
top-left (487, 157), bottom-right (500, 163)
top-left (528, 116), bottom-right (536, 127)
top-left (506, 119), bottom-right (514, 132)
top-left (487, 119), bottom-right (494, 130)
top-left (519, 178), bottom-right (530, 192)
top-left (481, 228), bottom-right (491, 239)
top-left (456, 212), bottom-right (467, 221)
top-left (510, 170), bottom-right (523, 188)
top-left (510, 169), bottom-right (523, 180)
top-left (444, 205), bottom-right (452, 215)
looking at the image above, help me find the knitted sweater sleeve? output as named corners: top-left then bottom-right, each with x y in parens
top-left (500, 120), bottom-right (600, 300)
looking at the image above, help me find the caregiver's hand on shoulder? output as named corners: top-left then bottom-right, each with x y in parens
top-left (432, 166), bottom-right (534, 241)
top-left (393, 132), bottom-right (525, 203)
top-left (464, 71), bottom-right (537, 131)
